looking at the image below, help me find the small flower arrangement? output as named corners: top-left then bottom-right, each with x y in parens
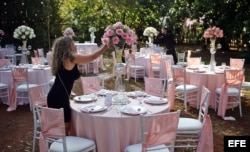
top-left (0, 30), bottom-right (5, 36)
top-left (203, 26), bottom-right (223, 39)
top-left (13, 25), bottom-right (36, 40)
top-left (63, 27), bottom-right (75, 38)
top-left (143, 27), bottom-right (158, 37)
top-left (101, 22), bottom-right (137, 48)
top-left (89, 27), bottom-right (97, 33)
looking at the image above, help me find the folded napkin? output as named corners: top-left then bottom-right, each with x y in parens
top-left (145, 96), bottom-right (166, 103)
top-left (124, 106), bottom-right (145, 115)
top-left (80, 105), bottom-right (105, 113)
top-left (126, 91), bottom-right (136, 97)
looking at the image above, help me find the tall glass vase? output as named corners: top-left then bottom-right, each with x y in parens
top-left (90, 32), bottom-right (95, 43)
top-left (21, 40), bottom-right (29, 64)
top-left (209, 38), bottom-right (216, 71)
top-left (148, 36), bottom-right (153, 46)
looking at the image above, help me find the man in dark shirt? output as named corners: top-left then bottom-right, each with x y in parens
top-left (155, 26), bottom-right (178, 64)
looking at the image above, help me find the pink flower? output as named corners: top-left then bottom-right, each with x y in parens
top-left (105, 29), bottom-right (114, 37)
top-left (203, 26), bottom-right (223, 39)
top-left (113, 22), bottom-right (122, 29)
top-left (101, 37), bottom-right (110, 45)
top-left (112, 36), bottom-right (120, 44)
top-left (101, 22), bottom-right (137, 47)
top-left (116, 29), bottom-right (124, 35)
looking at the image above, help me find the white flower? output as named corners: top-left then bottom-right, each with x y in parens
top-left (13, 25), bottom-right (36, 40)
top-left (89, 27), bottom-right (96, 33)
top-left (143, 27), bottom-right (158, 37)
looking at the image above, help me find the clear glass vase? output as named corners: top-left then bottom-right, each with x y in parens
top-left (209, 38), bottom-right (216, 71)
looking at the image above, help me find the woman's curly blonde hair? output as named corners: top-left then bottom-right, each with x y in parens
top-left (51, 36), bottom-right (75, 75)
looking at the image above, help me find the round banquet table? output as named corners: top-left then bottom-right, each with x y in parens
top-left (70, 94), bottom-right (169, 152)
top-left (186, 66), bottom-right (225, 109)
top-left (0, 66), bottom-right (52, 105)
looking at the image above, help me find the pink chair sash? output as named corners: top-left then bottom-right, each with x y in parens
top-left (217, 70), bottom-right (244, 118)
top-left (187, 57), bottom-right (201, 67)
top-left (149, 54), bottom-right (162, 78)
top-left (81, 77), bottom-right (102, 94)
top-left (7, 68), bottom-right (28, 111)
top-left (230, 58), bottom-right (244, 69)
top-left (144, 77), bottom-right (163, 97)
top-left (196, 115), bottom-right (213, 152)
top-left (39, 107), bottom-right (65, 152)
top-left (31, 57), bottom-right (40, 64)
top-left (167, 67), bottom-right (185, 110)
top-left (0, 59), bottom-right (11, 68)
top-left (29, 85), bottom-right (48, 108)
top-left (126, 54), bottom-right (135, 80)
top-left (142, 111), bottom-right (180, 152)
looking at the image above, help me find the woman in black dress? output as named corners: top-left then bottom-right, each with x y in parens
top-left (47, 36), bottom-right (108, 135)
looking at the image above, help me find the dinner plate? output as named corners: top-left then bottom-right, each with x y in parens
top-left (144, 96), bottom-right (168, 105)
top-left (0, 67), bottom-right (11, 71)
top-left (120, 106), bottom-right (147, 115)
top-left (74, 96), bottom-right (96, 103)
top-left (187, 67), bottom-right (199, 70)
top-left (80, 105), bottom-right (107, 113)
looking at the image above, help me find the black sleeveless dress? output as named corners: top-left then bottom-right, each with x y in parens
top-left (47, 65), bottom-right (80, 122)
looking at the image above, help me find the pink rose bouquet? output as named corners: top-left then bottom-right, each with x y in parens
top-left (101, 22), bottom-right (137, 48)
top-left (203, 26), bottom-right (223, 39)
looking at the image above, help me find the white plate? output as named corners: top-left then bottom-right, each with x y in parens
top-left (144, 96), bottom-right (168, 105)
top-left (187, 67), bottom-right (199, 70)
top-left (74, 96), bottom-right (96, 103)
top-left (120, 106), bottom-right (147, 115)
top-left (0, 67), bottom-right (11, 71)
top-left (80, 105), bottom-right (107, 113)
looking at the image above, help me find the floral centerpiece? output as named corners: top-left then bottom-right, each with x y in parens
top-left (143, 27), bottom-right (158, 44)
top-left (89, 27), bottom-right (96, 43)
top-left (203, 26), bottom-right (223, 71)
top-left (101, 22), bottom-right (137, 49)
top-left (101, 22), bottom-right (137, 91)
top-left (13, 25), bottom-right (36, 64)
top-left (63, 27), bottom-right (75, 39)
top-left (89, 27), bottom-right (97, 33)
top-left (13, 25), bottom-right (36, 41)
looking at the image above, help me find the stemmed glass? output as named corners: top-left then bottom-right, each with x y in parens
top-left (135, 88), bottom-right (143, 106)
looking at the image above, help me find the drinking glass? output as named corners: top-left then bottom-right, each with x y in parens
top-left (221, 62), bottom-right (226, 68)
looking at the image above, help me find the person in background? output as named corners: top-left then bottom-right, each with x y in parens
top-left (47, 36), bottom-right (108, 135)
top-left (155, 26), bottom-right (178, 64)
top-left (63, 27), bottom-right (75, 39)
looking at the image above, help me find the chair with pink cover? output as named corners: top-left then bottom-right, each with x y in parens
top-left (38, 105), bottom-right (96, 152)
top-left (81, 76), bottom-right (104, 95)
top-left (168, 66), bottom-right (199, 111)
top-left (187, 57), bottom-right (201, 68)
top-left (126, 54), bottom-right (145, 82)
top-left (215, 69), bottom-right (245, 120)
top-left (175, 86), bottom-right (211, 150)
top-left (196, 115), bottom-right (214, 152)
top-left (230, 58), bottom-right (245, 69)
top-left (124, 110), bottom-right (180, 152)
top-left (7, 67), bottom-right (38, 111)
top-left (0, 58), bottom-right (11, 68)
top-left (28, 82), bottom-right (50, 152)
top-left (30, 83), bottom-right (49, 152)
top-left (149, 54), bottom-right (162, 78)
top-left (144, 77), bottom-right (166, 98)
